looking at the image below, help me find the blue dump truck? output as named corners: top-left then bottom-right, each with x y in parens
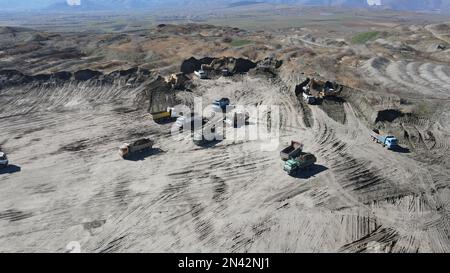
top-left (212, 98), bottom-right (231, 112)
top-left (370, 129), bottom-right (398, 149)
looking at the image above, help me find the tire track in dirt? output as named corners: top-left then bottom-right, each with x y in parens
top-left (362, 58), bottom-right (450, 99)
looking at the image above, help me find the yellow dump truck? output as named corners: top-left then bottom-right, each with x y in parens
top-left (151, 107), bottom-right (179, 121)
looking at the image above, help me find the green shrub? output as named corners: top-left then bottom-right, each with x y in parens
top-left (230, 39), bottom-right (254, 47)
top-left (351, 31), bottom-right (380, 44)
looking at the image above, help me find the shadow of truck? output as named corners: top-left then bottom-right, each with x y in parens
top-left (0, 165), bottom-right (21, 175)
top-left (291, 164), bottom-right (328, 179)
top-left (123, 148), bottom-right (165, 161)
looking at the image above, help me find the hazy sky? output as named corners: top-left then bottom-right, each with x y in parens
top-left (62, 0), bottom-right (382, 5)
top-left (367, 0), bottom-right (382, 5)
top-left (66, 0), bottom-right (81, 6)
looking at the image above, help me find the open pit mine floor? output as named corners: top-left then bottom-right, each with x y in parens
top-left (0, 74), bottom-right (449, 253)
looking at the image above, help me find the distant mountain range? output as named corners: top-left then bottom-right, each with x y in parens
top-left (0, 0), bottom-right (449, 12)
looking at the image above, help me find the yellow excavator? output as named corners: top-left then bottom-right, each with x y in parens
top-left (200, 57), bottom-right (236, 74)
top-left (165, 72), bottom-right (188, 89)
top-left (300, 78), bottom-right (343, 104)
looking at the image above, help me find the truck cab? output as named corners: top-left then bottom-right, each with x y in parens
top-left (0, 152), bottom-right (9, 168)
top-left (119, 138), bottom-right (154, 158)
top-left (283, 153), bottom-right (317, 175)
top-left (384, 136), bottom-right (398, 149)
top-left (212, 98), bottom-right (231, 112)
top-left (371, 129), bottom-right (399, 149)
top-left (175, 114), bottom-right (206, 131)
top-left (283, 159), bottom-right (300, 175)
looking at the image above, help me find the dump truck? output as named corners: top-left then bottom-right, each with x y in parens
top-left (280, 141), bottom-right (304, 161)
top-left (212, 98), bottom-right (231, 112)
top-left (283, 153), bottom-right (317, 176)
top-left (119, 138), bottom-right (154, 158)
top-left (0, 152), bottom-right (8, 168)
top-left (370, 129), bottom-right (398, 149)
top-left (225, 111), bottom-right (250, 127)
top-left (192, 128), bottom-right (222, 146)
top-left (193, 130), bottom-right (207, 146)
top-left (192, 115), bottom-right (225, 146)
top-left (194, 70), bottom-right (207, 79)
top-left (151, 107), bottom-right (179, 121)
top-left (175, 113), bottom-right (208, 131)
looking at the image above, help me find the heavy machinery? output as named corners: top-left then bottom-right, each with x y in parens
top-left (192, 115), bottom-right (224, 146)
top-left (212, 98), bottom-right (231, 112)
top-left (283, 153), bottom-right (317, 176)
top-left (201, 57), bottom-right (235, 73)
top-left (192, 130), bottom-right (207, 146)
top-left (225, 110), bottom-right (250, 128)
top-left (165, 73), bottom-right (188, 89)
top-left (0, 152), bottom-right (9, 168)
top-left (151, 107), bottom-right (180, 121)
top-left (280, 141), bottom-right (304, 161)
top-left (298, 78), bottom-right (343, 104)
top-left (194, 70), bottom-right (207, 79)
top-left (175, 113), bottom-right (207, 131)
top-left (370, 129), bottom-right (399, 149)
top-left (119, 138), bottom-right (154, 158)
top-left (302, 92), bottom-right (317, 105)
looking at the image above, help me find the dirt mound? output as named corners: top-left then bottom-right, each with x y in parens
top-left (254, 57), bottom-right (282, 75)
top-left (180, 56), bottom-right (257, 74)
top-left (0, 26), bottom-right (33, 34)
top-left (0, 67), bottom-right (155, 89)
top-left (428, 23), bottom-right (450, 33)
top-left (179, 56), bottom-right (285, 78)
top-left (142, 75), bottom-right (182, 113)
top-left (374, 109), bottom-right (406, 123)
top-left (180, 57), bottom-right (215, 74)
top-left (319, 96), bottom-right (347, 124)
top-left (74, 69), bottom-right (103, 81)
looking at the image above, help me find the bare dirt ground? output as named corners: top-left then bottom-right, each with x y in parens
top-left (0, 71), bottom-right (449, 252)
top-left (0, 10), bottom-right (449, 252)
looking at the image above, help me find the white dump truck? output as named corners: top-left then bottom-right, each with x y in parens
top-left (0, 152), bottom-right (8, 168)
top-left (119, 139), bottom-right (154, 158)
top-left (225, 110), bottom-right (250, 127)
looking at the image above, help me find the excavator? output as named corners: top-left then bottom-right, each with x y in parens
top-left (298, 78), bottom-right (343, 104)
top-left (200, 57), bottom-right (236, 75)
top-left (165, 73), bottom-right (188, 89)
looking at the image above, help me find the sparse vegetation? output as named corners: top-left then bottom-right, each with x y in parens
top-left (413, 101), bottom-right (434, 117)
top-left (222, 36), bottom-right (233, 43)
top-left (351, 31), bottom-right (380, 44)
top-left (230, 39), bottom-right (254, 47)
